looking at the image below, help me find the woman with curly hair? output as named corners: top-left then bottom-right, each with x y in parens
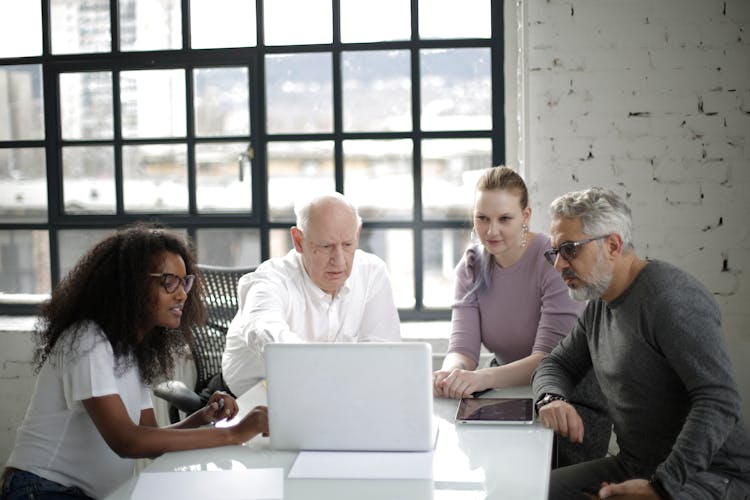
top-left (1, 224), bottom-right (268, 499)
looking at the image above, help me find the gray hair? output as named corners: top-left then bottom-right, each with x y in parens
top-left (293, 192), bottom-right (362, 234)
top-left (549, 187), bottom-right (634, 252)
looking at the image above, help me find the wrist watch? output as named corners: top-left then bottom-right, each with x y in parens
top-left (535, 393), bottom-right (567, 412)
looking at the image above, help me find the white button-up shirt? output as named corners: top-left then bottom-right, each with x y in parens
top-left (222, 249), bottom-right (401, 396)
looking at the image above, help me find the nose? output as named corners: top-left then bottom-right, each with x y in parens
top-left (174, 284), bottom-right (188, 300)
top-left (553, 253), bottom-right (567, 273)
top-left (485, 220), bottom-right (500, 235)
top-left (329, 245), bottom-right (345, 266)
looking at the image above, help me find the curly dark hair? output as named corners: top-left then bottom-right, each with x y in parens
top-left (33, 222), bottom-right (206, 385)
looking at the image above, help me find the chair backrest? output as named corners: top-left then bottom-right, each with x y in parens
top-left (190, 264), bottom-right (255, 392)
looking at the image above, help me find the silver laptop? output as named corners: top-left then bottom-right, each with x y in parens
top-left (265, 342), bottom-right (435, 452)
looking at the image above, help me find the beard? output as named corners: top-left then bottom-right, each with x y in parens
top-left (564, 249), bottom-right (613, 302)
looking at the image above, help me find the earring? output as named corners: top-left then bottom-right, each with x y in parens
top-left (470, 229), bottom-right (477, 241)
top-left (520, 224), bottom-right (528, 248)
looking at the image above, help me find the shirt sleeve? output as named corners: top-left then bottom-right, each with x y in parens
top-left (650, 281), bottom-right (743, 495)
top-left (234, 267), bottom-right (305, 359)
top-left (63, 325), bottom-right (121, 409)
top-left (447, 248), bottom-right (483, 364)
top-left (355, 258), bottom-right (401, 342)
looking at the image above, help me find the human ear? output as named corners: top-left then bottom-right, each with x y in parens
top-left (291, 227), bottom-right (304, 253)
top-left (606, 233), bottom-right (624, 258)
top-left (522, 206), bottom-right (532, 225)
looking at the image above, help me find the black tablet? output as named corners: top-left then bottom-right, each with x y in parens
top-left (455, 397), bottom-right (534, 424)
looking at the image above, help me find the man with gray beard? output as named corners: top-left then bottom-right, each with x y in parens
top-left (532, 187), bottom-right (750, 499)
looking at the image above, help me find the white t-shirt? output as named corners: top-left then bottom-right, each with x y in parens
top-left (7, 321), bottom-right (153, 499)
top-left (222, 249), bottom-right (401, 396)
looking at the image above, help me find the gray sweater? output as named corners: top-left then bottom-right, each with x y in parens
top-left (533, 260), bottom-right (750, 496)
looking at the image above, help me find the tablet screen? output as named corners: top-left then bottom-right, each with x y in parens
top-left (455, 397), bottom-right (534, 424)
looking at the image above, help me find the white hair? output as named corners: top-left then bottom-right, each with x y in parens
top-left (293, 192), bottom-right (362, 233)
top-left (549, 187), bottom-right (634, 252)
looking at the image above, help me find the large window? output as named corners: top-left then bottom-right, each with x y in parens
top-left (0, 0), bottom-right (503, 319)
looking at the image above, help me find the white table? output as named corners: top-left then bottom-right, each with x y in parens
top-left (107, 384), bottom-right (552, 500)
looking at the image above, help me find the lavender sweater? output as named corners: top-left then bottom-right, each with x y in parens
top-left (449, 234), bottom-right (585, 365)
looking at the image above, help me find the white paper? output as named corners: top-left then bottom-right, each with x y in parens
top-left (130, 469), bottom-right (284, 499)
top-left (288, 451), bottom-right (433, 480)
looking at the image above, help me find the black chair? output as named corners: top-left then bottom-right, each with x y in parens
top-left (153, 264), bottom-right (254, 423)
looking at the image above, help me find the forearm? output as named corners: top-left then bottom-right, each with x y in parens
top-left (100, 420), bottom-right (241, 459)
top-left (441, 352), bottom-right (477, 371)
top-left (481, 352), bottom-right (546, 389)
top-left (532, 354), bottom-right (577, 398)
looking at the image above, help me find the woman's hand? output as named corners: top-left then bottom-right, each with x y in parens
top-left (192, 391), bottom-right (239, 426)
top-left (229, 405), bottom-right (269, 444)
top-left (433, 368), bottom-right (490, 399)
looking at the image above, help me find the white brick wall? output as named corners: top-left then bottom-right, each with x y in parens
top-left (520, 0), bottom-right (750, 420)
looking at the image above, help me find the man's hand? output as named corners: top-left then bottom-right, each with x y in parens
top-left (537, 400), bottom-right (585, 443)
top-left (597, 479), bottom-right (661, 498)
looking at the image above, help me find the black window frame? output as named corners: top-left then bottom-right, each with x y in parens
top-left (0, 0), bottom-right (505, 320)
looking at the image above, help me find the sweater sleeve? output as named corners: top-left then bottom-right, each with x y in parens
top-left (532, 305), bottom-right (594, 400)
top-left (649, 279), bottom-right (742, 496)
top-left (447, 248), bottom-right (483, 364)
top-left (532, 260), bottom-right (586, 355)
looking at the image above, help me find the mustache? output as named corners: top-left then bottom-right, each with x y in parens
top-left (562, 268), bottom-right (579, 280)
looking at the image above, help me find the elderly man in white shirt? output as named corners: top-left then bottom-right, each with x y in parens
top-left (222, 192), bottom-right (402, 396)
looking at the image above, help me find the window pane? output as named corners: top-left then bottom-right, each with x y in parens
top-left (340, 0), bottom-right (410, 43)
top-left (196, 142), bottom-right (252, 213)
top-left (193, 67), bottom-right (250, 137)
top-left (62, 146), bottom-right (115, 214)
top-left (269, 228), bottom-right (293, 258)
top-left (423, 228), bottom-right (472, 308)
top-left (267, 141), bottom-right (334, 221)
top-left (119, 0), bottom-right (182, 51)
top-left (0, 4), bottom-right (42, 57)
top-left (190, 0), bottom-right (256, 49)
top-left (419, 0), bottom-right (491, 39)
top-left (60, 72), bottom-right (113, 140)
top-left (344, 139), bottom-right (413, 221)
top-left (0, 148), bottom-right (47, 223)
top-left (264, 0), bottom-right (331, 46)
top-left (342, 50), bottom-right (411, 132)
top-left (359, 228), bottom-right (414, 308)
top-left (421, 138), bottom-right (491, 220)
top-left (0, 230), bottom-right (50, 294)
top-left (421, 48), bottom-right (491, 131)
top-left (0, 65), bottom-right (44, 141)
top-left (58, 229), bottom-right (113, 279)
top-left (120, 69), bottom-right (186, 138)
top-left (51, 0), bottom-right (111, 54)
top-left (123, 144), bottom-right (187, 212)
top-left (195, 228), bottom-right (261, 267)
top-left (266, 53), bottom-right (333, 134)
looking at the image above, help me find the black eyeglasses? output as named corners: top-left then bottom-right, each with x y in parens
top-left (149, 273), bottom-right (195, 293)
top-left (543, 235), bottom-right (610, 266)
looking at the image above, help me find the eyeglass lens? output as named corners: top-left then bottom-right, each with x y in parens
top-left (544, 242), bottom-right (581, 265)
top-left (162, 274), bottom-right (195, 293)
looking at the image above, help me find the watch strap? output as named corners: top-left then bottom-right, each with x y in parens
top-left (535, 393), bottom-right (567, 412)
